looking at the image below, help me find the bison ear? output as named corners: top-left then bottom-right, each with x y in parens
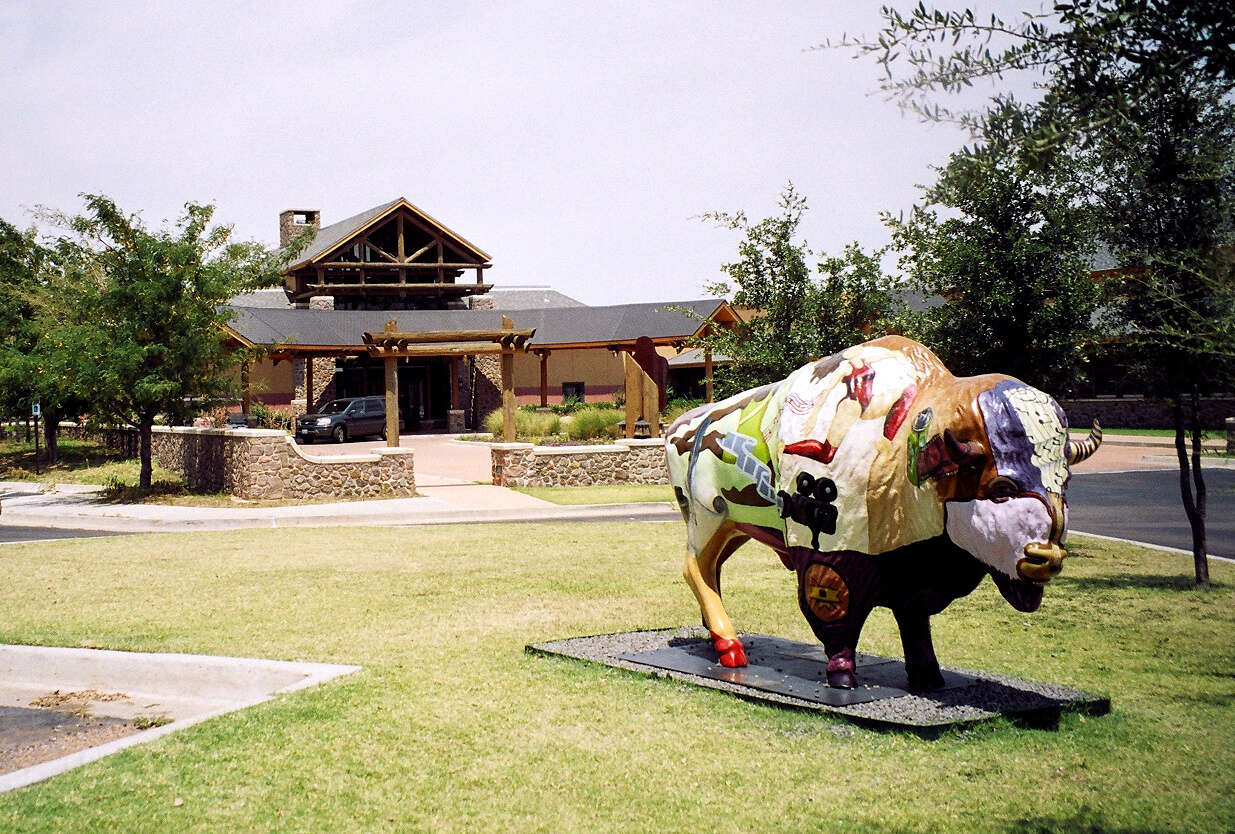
top-left (943, 429), bottom-right (985, 468)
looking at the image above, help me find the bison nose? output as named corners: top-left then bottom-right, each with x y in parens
top-left (1018, 541), bottom-right (1066, 583)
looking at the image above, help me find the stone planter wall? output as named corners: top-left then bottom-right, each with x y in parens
top-left (491, 438), bottom-right (667, 487)
top-left (59, 424), bottom-right (414, 500)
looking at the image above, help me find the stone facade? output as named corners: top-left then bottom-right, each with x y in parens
top-left (62, 424), bottom-right (414, 500)
top-left (490, 438), bottom-right (667, 487)
top-left (472, 354), bottom-right (503, 428)
top-left (1060, 396), bottom-right (1235, 431)
top-left (291, 356), bottom-right (340, 417)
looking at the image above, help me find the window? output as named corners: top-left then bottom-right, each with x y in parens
top-left (562, 382), bottom-right (585, 402)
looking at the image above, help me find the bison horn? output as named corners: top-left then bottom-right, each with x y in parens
top-left (1066, 420), bottom-right (1103, 465)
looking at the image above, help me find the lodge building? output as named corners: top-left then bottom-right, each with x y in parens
top-left (223, 198), bottom-right (738, 431)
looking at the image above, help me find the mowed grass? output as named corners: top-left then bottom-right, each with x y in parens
top-left (0, 525), bottom-right (1232, 832)
top-left (511, 484), bottom-right (675, 505)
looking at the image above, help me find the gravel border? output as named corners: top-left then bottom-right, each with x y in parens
top-left (527, 628), bottom-right (1109, 736)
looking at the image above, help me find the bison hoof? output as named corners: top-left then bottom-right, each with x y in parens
top-left (710, 632), bottom-right (748, 667)
top-left (826, 668), bottom-right (857, 689)
top-left (906, 666), bottom-right (946, 692)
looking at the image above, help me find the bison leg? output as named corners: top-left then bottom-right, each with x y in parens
top-left (892, 607), bottom-right (946, 692)
top-left (683, 530), bottom-right (749, 667)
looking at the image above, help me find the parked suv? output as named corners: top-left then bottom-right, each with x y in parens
top-left (296, 396), bottom-right (389, 443)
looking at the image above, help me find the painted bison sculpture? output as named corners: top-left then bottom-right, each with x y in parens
top-left (665, 336), bottom-right (1101, 691)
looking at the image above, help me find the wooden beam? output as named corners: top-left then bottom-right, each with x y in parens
top-left (316, 261), bottom-right (489, 270)
top-left (292, 283), bottom-right (493, 298)
top-left (450, 357), bottom-right (460, 410)
top-left (704, 349), bottom-right (714, 403)
top-left (364, 327), bottom-right (535, 345)
top-left (501, 350), bottom-right (515, 442)
top-left (406, 240), bottom-right (436, 261)
top-left (384, 356), bottom-right (399, 447)
top-left (396, 215), bottom-right (405, 260)
top-left (367, 344), bottom-right (509, 357)
top-left (624, 354), bottom-right (640, 439)
top-left (306, 357), bottom-right (315, 413)
top-left (362, 237), bottom-right (398, 263)
top-left (538, 350), bottom-right (549, 408)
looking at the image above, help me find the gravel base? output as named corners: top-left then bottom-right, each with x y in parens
top-left (0, 706), bottom-right (139, 775)
top-left (528, 628), bottom-right (1109, 735)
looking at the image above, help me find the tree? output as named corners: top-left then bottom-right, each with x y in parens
top-left (0, 220), bottom-right (82, 463)
top-left (886, 103), bottom-right (1100, 396)
top-left (840, 1), bottom-right (1235, 586)
top-left (698, 183), bottom-right (903, 397)
top-left (45, 195), bottom-right (290, 488)
top-left (1091, 82), bottom-right (1235, 587)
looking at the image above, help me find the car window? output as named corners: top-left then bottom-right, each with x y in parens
top-left (350, 401), bottom-right (365, 415)
top-left (317, 400), bottom-right (350, 415)
top-left (366, 397), bottom-right (385, 412)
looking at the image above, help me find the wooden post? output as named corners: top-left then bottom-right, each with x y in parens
top-left (704, 348), bottom-right (714, 403)
top-left (450, 357), bottom-right (460, 409)
top-left (623, 353), bottom-right (640, 439)
top-left (538, 350), bottom-right (550, 407)
top-left (305, 356), bottom-right (315, 413)
top-left (501, 315), bottom-right (516, 441)
top-left (241, 362), bottom-right (251, 415)
top-left (501, 351), bottom-right (515, 442)
top-left (384, 320), bottom-right (399, 446)
top-left (384, 356), bottom-right (399, 447)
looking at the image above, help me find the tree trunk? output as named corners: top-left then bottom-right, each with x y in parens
top-left (1173, 395), bottom-right (1209, 588)
top-left (138, 413), bottom-right (154, 490)
top-left (41, 407), bottom-right (61, 466)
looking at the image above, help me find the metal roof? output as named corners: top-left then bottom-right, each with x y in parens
top-left (226, 288), bottom-right (293, 309)
top-left (225, 299), bottom-right (728, 350)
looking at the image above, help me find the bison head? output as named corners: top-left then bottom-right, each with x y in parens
top-left (944, 380), bottom-right (1101, 612)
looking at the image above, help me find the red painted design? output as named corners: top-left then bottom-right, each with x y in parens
top-left (882, 383), bottom-right (920, 440)
top-left (845, 361), bottom-right (876, 410)
top-left (784, 439), bottom-right (836, 464)
top-left (710, 631), bottom-right (748, 667)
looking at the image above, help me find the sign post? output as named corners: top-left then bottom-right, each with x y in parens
top-left (32, 401), bottom-right (40, 476)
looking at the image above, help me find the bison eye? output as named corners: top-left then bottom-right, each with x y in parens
top-left (985, 477), bottom-right (1019, 502)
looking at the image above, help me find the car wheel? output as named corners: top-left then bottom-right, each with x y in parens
top-left (332, 425), bottom-right (347, 444)
top-left (380, 424), bottom-right (387, 441)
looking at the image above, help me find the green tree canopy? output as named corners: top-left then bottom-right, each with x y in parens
top-left (887, 104), bottom-right (1100, 397)
top-left (698, 184), bottom-right (903, 397)
top-left (45, 195), bottom-right (292, 487)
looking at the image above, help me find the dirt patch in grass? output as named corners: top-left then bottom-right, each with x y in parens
top-left (0, 707), bottom-right (139, 776)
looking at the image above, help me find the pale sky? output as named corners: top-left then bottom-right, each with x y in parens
top-left (1, 1), bottom-right (1039, 305)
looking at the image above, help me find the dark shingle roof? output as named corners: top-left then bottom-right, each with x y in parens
top-left (225, 299), bottom-right (726, 349)
top-left (485, 287), bottom-right (586, 309)
top-left (283, 198), bottom-right (491, 270)
top-left (226, 288), bottom-right (292, 308)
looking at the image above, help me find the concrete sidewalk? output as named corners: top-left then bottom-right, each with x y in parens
top-left (0, 480), bottom-right (679, 534)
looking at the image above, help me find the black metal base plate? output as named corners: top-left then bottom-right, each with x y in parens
top-left (528, 629), bottom-right (1110, 734)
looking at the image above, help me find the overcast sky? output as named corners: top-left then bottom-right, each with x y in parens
top-left (1, 1), bottom-right (1040, 306)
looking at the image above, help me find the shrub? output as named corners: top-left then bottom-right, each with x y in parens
top-left (483, 408), bottom-right (561, 440)
top-left (249, 402), bottom-right (294, 434)
top-left (664, 397), bottom-right (704, 424)
top-left (565, 406), bottom-right (622, 441)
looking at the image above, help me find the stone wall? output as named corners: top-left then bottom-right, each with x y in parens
top-left (490, 438), bottom-right (667, 487)
top-left (1060, 396), bottom-right (1235, 431)
top-left (473, 354), bottom-right (503, 429)
top-left (61, 424), bottom-right (414, 500)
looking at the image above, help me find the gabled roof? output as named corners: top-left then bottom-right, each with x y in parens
top-left (223, 299), bottom-right (734, 351)
top-left (485, 287), bottom-right (586, 309)
top-left (283, 198), bottom-right (491, 271)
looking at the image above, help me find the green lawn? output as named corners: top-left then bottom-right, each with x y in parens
top-left (511, 484), bottom-right (675, 505)
top-left (0, 525), bottom-right (1231, 832)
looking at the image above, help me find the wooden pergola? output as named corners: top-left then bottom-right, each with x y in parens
top-left (362, 316), bottom-right (535, 444)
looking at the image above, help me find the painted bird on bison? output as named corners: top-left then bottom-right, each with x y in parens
top-left (665, 335), bottom-right (1101, 691)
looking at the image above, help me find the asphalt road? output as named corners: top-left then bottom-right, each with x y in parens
top-left (1068, 468), bottom-right (1235, 559)
top-left (0, 526), bottom-right (120, 545)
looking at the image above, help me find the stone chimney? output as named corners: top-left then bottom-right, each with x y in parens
top-left (308, 295), bottom-right (335, 311)
top-left (279, 209), bottom-right (320, 247)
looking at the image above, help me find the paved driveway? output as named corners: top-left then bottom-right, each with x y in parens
top-left (293, 433), bottom-right (492, 484)
top-left (1068, 468), bottom-right (1235, 558)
